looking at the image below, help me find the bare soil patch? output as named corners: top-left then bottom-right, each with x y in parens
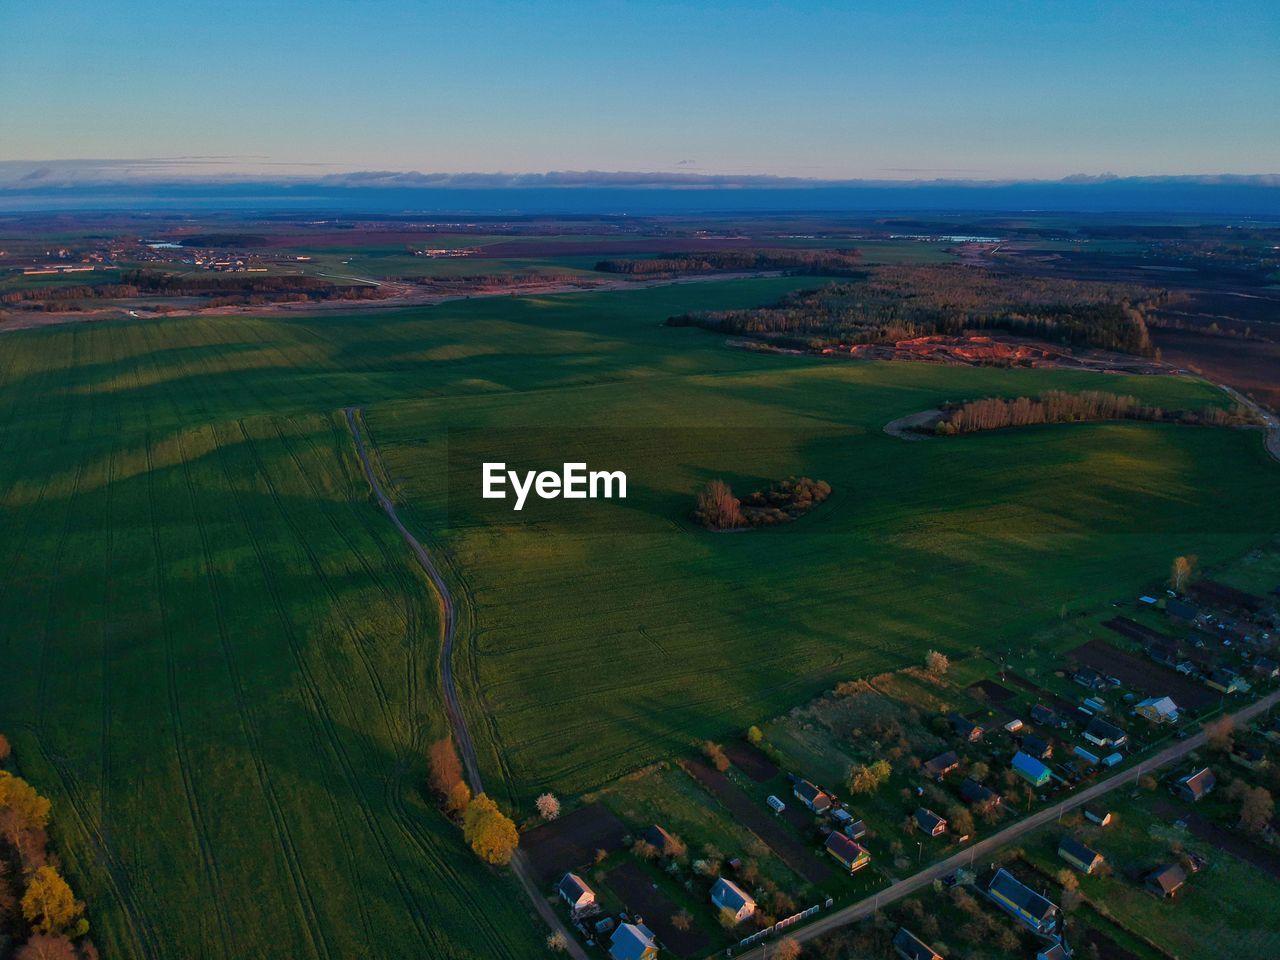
top-left (683, 759), bottom-right (832, 885)
top-left (1153, 799), bottom-right (1280, 881)
top-left (603, 861), bottom-right (711, 957)
top-left (522, 803), bottom-right (628, 885)
top-left (1069, 639), bottom-right (1216, 710)
top-left (724, 741), bottom-right (779, 782)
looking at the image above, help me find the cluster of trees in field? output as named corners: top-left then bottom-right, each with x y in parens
top-left (427, 737), bottom-right (519, 866)
top-left (692, 476), bottom-right (831, 530)
top-left (931, 389), bottom-right (1256, 435)
top-left (595, 248), bottom-right (864, 278)
top-left (0, 270), bottom-right (391, 309)
top-left (402, 272), bottom-right (584, 290)
top-left (0, 735), bottom-right (95, 960)
top-left (667, 265), bottom-right (1166, 354)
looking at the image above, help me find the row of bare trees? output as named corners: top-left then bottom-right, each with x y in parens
top-left (933, 390), bottom-right (1256, 435)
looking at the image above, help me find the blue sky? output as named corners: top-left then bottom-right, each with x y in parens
top-left (3, 0), bottom-right (1277, 179)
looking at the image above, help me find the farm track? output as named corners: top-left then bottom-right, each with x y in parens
top-left (268, 417), bottom-right (519, 958)
top-left (344, 407), bottom-right (589, 960)
top-left (738, 685), bottom-right (1280, 958)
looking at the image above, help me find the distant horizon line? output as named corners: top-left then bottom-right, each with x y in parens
top-left (2, 160), bottom-right (1280, 191)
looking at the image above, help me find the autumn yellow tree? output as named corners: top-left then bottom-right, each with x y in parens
top-left (1171, 555), bottom-right (1197, 593)
top-left (21, 865), bottom-right (82, 935)
top-left (463, 794), bottom-right (518, 865)
top-left (444, 781), bottom-right (472, 818)
top-left (0, 772), bottom-right (52, 832)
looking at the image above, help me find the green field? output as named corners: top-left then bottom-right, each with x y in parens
top-left (0, 276), bottom-right (1276, 958)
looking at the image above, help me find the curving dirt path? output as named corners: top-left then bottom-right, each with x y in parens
top-left (343, 408), bottom-right (588, 960)
top-left (883, 408), bottom-right (942, 440)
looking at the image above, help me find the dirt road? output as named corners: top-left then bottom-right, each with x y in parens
top-left (344, 408), bottom-right (588, 960)
top-left (738, 686), bottom-right (1280, 958)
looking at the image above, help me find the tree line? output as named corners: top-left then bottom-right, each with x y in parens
top-left (1, 270), bottom-right (391, 308)
top-left (0, 735), bottom-right (94, 960)
top-left (596, 248), bottom-right (864, 278)
top-left (667, 264), bottom-right (1167, 355)
top-left (930, 389), bottom-right (1257, 435)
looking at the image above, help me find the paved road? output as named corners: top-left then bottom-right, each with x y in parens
top-left (739, 686), bottom-right (1280, 959)
top-left (344, 408), bottom-right (589, 960)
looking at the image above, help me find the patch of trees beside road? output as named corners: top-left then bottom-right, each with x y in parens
top-left (668, 265), bottom-right (1167, 355)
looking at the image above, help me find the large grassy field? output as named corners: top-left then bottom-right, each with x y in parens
top-left (0, 276), bottom-right (1276, 958)
top-left (359, 283), bottom-right (1280, 810)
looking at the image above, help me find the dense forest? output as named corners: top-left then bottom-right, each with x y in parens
top-left (667, 265), bottom-right (1165, 355)
top-left (0, 270), bottom-right (391, 308)
top-left (595, 248), bottom-right (864, 277)
top-left (932, 389), bottom-right (1256, 435)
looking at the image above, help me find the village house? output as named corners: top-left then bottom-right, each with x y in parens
top-left (710, 876), bottom-right (756, 923)
top-left (1073, 667), bottom-right (1105, 690)
top-left (1135, 696), bottom-right (1179, 724)
top-left (643, 825), bottom-right (681, 857)
top-left (825, 830), bottom-right (872, 873)
top-left (793, 779), bottom-right (832, 814)
top-left (1206, 667), bottom-right (1247, 694)
top-left (987, 868), bottom-right (1059, 934)
top-left (1084, 806), bottom-right (1113, 827)
top-left (1175, 767), bottom-right (1216, 802)
top-left (1058, 835), bottom-right (1105, 874)
top-left (1011, 751), bottom-right (1051, 787)
top-left (1264, 717), bottom-right (1280, 744)
top-left (914, 808), bottom-right (947, 837)
top-left (1252, 656), bottom-right (1279, 679)
top-left (1083, 717), bottom-right (1127, 749)
top-left (893, 926), bottom-right (944, 960)
top-left (1230, 744), bottom-right (1268, 771)
top-left (948, 712), bottom-right (983, 742)
top-left (960, 777), bottom-right (1000, 808)
top-left (1031, 704), bottom-right (1063, 728)
top-left (1021, 734), bottom-right (1053, 760)
top-left (610, 923), bottom-right (658, 960)
top-left (557, 872), bottom-right (598, 918)
top-left (923, 750), bottom-right (960, 781)
top-left (1145, 863), bottom-right (1187, 898)
top-left (1165, 598), bottom-right (1199, 623)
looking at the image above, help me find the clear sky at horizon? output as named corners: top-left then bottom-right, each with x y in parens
top-left (3, 0), bottom-right (1277, 180)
